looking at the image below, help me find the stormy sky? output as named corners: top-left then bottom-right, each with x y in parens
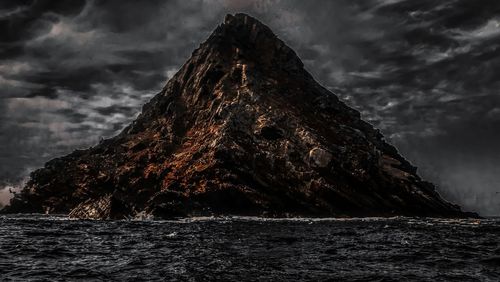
top-left (0, 0), bottom-right (499, 215)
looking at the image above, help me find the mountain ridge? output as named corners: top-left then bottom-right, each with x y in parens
top-left (2, 13), bottom-right (477, 219)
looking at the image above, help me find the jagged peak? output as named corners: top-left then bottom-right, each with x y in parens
top-left (221, 13), bottom-right (276, 39)
top-left (198, 13), bottom-right (304, 73)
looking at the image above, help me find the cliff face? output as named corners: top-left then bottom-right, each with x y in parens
top-left (3, 14), bottom-right (475, 219)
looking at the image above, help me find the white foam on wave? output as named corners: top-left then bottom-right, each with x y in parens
top-left (2, 214), bottom-right (494, 227)
top-left (173, 215), bottom-right (405, 223)
top-left (148, 216), bottom-right (494, 226)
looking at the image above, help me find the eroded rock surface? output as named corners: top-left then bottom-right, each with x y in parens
top-left (309, 147), bottom-right (332, 168)
top-left (3, 14), bottom-right (476, 219)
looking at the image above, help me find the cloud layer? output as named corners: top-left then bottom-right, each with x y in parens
top-left (1, 0), bottom-right (499, 215)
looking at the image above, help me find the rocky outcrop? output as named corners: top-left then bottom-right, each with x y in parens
top-left (2, 14), bottom-right (476, 219)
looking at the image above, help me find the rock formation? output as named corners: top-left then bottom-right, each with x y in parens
top-left (2, 14), bottom-right (476, 219)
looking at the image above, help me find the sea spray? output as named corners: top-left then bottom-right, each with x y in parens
top-left (0, 183), bottom-right (23, 209)
top-left (0, 186), bottom-right (15, 208)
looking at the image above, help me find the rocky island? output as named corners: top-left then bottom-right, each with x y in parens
top-left (2, 14), bottom-right (475, 219)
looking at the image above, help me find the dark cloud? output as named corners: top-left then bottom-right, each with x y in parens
top-left (0, 0), bottom-right (86, 43)
top-left (0, 0), bottom-right (499, 215)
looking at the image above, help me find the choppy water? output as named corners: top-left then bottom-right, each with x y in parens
top-left (0, 215), bottom-right (499, 281)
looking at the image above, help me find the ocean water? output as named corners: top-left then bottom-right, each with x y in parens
top-left (0, 215), bottom-right (499, 281)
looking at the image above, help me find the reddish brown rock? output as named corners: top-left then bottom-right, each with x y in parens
top-left (3, 14), bottom-right (476, 219)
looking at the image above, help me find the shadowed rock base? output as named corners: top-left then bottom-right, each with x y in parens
top-left (2, 14), bottom-right (478, 219)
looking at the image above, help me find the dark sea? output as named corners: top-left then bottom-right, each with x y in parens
top-left (0, 215), bottom-right (499, 281)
